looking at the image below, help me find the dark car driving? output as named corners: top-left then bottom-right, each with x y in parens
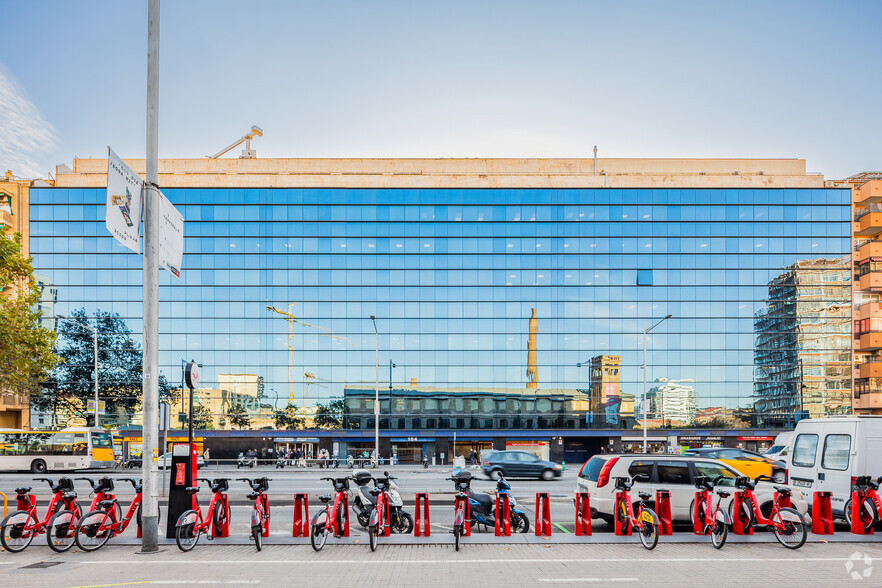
top-left (482, 450), bottom-right (563, 481)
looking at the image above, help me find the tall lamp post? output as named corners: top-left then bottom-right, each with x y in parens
top-left (58, 314), bottom-right (99, 428)
top-left (370, 315), bottom-right (379, 467)
top-left (389, 359), bottom-right (396, 422)
top-left (642, 314), bottom-right (672, 453)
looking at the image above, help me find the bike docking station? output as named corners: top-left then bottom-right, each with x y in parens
top-left (850, 487), bottom-right (875, 535)
top-left (165, 442), bottom-right (199, 539)
top-left (731, 489), bottom-right (753, 535)
top-left (292, 493), bottom-right (309, 537)
top-left (454, 493), bottom-right (471, 537)
top-left (655, 490), bottom-right (673, 536)
top-left (376, 492), bottom-right (392, 537)
top-left (413, 492), bottom-right (430, 537)
top-left (812, 492), bottom-right (834, 535)
top-left (574, 492), bottom-right (592, 536)
top-left (535, 492), bottom-right (552, 536)
top-left (613, 491), bottom-right (631, 536)
top-left (494, 494), bottom-right (511, 536)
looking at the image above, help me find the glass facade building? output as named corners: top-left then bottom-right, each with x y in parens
top-left (29, 187), bottom-right (851, 442)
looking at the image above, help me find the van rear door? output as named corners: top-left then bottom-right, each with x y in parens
top-left (816, 423), bottom-right (856, 514)
top-left (788, 428), bottom-right (820, 492)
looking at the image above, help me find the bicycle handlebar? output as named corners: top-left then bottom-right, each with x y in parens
top-left (76, 477), bottom-right (97, 489)
top-left (33, 478), bottom-right (55, 489)
top-left (122, 478), bottom-right (140, 490)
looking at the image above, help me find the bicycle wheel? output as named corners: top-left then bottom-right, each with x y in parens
top-left (47, 510), bottom-right (78, 552)
top-left (369, 523), bottom-right (378, 552)
top-left (711, 520), bottom-right (728, 549)
top-left (175, 510), bottom-right (202, 552)
top-left (76, 510), bottom-right (113, 552)
top-left (310, 511), bottom-right (329, 552)
top-left (772, 507), bottom-right (807, 549)
top-left (0, 511), bottom-right (38, 553)
top-left (637, 508), bottom-right (659, 550)
top-left (849, 497), bottom-right (879, 532)
top-left (251, 523), bottom-right (263, 552)
top-left (454, 524), bottom-right (461, 551)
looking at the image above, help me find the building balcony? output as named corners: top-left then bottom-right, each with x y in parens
top-left (856, 180), bottom-right (882, 206)
top-left (856, 212), bottom-right (882, 236)
top-left (859, 271), bottom-right (882, 291)
top-left (0, 209), bottom-right (13, 230)
top-left (859, 241), bottom-right (882, 263)
top-left (859, 362), bottom-right (882, 379)
top-left (859, 332), bottom-right (882, 351)
top-left (0, 392), bottom-right (29, 411)
top-left (857, 302), bottom-right (882, 321)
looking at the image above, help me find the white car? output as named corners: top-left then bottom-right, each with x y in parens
top-left (156, 451), bottom-right (205, 470)
top-left (575, 453), bottom-right (807, 524)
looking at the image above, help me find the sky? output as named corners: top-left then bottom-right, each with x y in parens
top-left (1, 0), bottom-right (880, 180)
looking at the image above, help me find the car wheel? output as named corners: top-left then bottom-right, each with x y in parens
top-left (540, 469), bottom-right (554, 481)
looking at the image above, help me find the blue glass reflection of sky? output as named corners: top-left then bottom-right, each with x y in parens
top-left (30, 188), bottom-right (850, 410)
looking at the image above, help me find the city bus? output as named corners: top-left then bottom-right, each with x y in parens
top-left (0, 428), bottom-right (116, 473)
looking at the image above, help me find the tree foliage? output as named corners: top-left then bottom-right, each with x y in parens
top-left (227, 404), bottom-right (252, 430)
top-left (273, 403), bottom-right (303, 430)
top-left (191, 403), bottom-right (214, 429)
top-left (314, 398), bottom-right (345, 429)
top-left (37, 308), bottom-right (170, 427)
top-left (0, 233), bottom-right (59, 395)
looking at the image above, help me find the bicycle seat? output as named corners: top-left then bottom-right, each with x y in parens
top-left (638, 492), bottom-right (652, 501)
top-left (318, 494), bottom-right (332, 503)
top-left (61, 492), bottom-right (77, 501)
top-left (15, 486), bottom-right (32, 494)
top-left (773, 486), bottom-right (791, 496)
top-left (716, 490), bottom-right (731, 498)
top-left (99, 499), bottom-right (117, 509)
top-left (246, 491), bottom-right (260, 500)
top-left (185, 486), bottom-right (200, 495)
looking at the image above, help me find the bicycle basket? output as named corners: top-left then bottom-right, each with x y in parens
top-left (58, 477), bottom-right (75, 492)
top-left (98, 477), bottom-right (115, 492)
top-left (334, 479), bottom-right (348, 492)
top-left (255, 477), bottom-right (270, 492)
top-left (213, 479), bottom-right (229, 493)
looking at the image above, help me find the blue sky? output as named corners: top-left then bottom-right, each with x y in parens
top-left (1, 0), bottom-right (880, 179)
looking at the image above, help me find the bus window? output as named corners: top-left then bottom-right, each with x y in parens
top-left (26, 434), bottom-right (51, 455)
top-left (73, 434), bottom-right (88, 455)
top-left (0, 434), bottom-right (26, 455)
top-left (52, 433), bottom-right (74, 453)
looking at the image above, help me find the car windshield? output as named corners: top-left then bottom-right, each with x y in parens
top-left (765, 445), bottom-right (785, 454)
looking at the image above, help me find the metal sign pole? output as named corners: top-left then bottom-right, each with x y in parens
top-left (140, 0), bottom-right (160, 553)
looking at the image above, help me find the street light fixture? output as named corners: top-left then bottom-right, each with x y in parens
top-left (642, 314), bottom-right (672, 453)
top-left (370, 315), bottom-right (379, 467)
top-left (57, 314), bottom-right (100, 428)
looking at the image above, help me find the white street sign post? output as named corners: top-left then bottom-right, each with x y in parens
top-left (105, 148), bottom-right (144, 253)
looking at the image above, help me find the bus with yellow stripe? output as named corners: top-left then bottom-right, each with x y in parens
top-left (0, 428), bottom-right (115, 473)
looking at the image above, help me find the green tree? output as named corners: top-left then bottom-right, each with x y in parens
top-left (314, 398), bottom-right (345, 429)
top-left (0, 233), bottom-right (59, 395)
top-left (227, 404), bottom-right (252, 430)
top-left (40, 308), bottom-right (170, 427)
top-left (273, 403), bottom-right (303, 430)
top-left (191, 403), bottom-right (214, 429)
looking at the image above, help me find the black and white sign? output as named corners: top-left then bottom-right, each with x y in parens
top-left (105, 147), bottom-right (143, 253)
top-left (158, 190), bottom-right (184, 278)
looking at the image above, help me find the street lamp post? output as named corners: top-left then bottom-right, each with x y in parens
top-left (58, 314), bottom-right (99, 428)
top-left (389, 359), bottom-right (396, 423)
top-left (642, 314), bottom-right (672, 453)
top-left (370, 316), bottom-right (379, 468)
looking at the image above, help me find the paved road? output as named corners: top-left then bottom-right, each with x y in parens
top-left (4, 542), bottom-right (882, 587)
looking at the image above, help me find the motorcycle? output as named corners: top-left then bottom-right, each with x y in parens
top-left (275, 454), bottom-right (287, 469)
top-left (422, 454), bottom-right (429, 469)
top-left (349, 470), bottom-right (414, 533)
top-left (237, 453), bottom-right (256, 469)
top-left (453, 468), bottom-right (529, 533)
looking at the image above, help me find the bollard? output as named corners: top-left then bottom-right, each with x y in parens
top-left (494, 494), bottom-right (511, 536)
top-left (655, 489), bottom-right (673, 535)
top-left (17, 492), bottom-right (36, 512)
top-left (731, 491), bottom-right (753, 535)
top-left (414, 492), bottom-right (431, 537)
top-left (574, 493), bottom-right (592, 536)
top-left (850, 489), bottom-right (875, 535)
top-left (811, 491), bottom-right (834, 535)
top-left (613, 491), bottom-right (632, 536)
top-left (292, 493), bottom-right (309, 537)
top-left (535, 492), bottom-right (552, 536)
top-left (212, 493), bottom-right (231, 537)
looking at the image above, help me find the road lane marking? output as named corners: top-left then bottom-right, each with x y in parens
top-left (552, 522), bottom-right (570, 533)
top-left (539, 579), bottom-right (639, 583)
top-left (55, 557), bottom-right (870, 565)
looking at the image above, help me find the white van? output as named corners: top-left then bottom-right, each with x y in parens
top-left (787, 416), bottom-right (882, 521)
top-left (764, 432), bottom-right (794, 465)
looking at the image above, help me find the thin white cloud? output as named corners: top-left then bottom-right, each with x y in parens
top-left (0, 66), bottom-right (58, 179)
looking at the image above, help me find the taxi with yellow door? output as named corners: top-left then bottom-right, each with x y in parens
top-left (684, 447), bottom-right (786, 483)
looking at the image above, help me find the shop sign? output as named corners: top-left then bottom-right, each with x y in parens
top-left (295, 437), bottom-right (319, 442)
top-left (737, 436), bottom-right (773, 441)
top-left (679, 436), bottom-right (723, 442)
top-left (506, 441), bottom-right (549, 446)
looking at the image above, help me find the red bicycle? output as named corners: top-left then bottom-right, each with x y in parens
top-left (0, 477), bottom-right (82, 553)
top-left (237, 477), bottom-right (271, 551)
top-left (693, 476), bottom-right (732, 549)
top-left (447, 472), bottom-right (472, 551)
top-left (613, 474), bottom-right (660, 550)
top-left (846, 476), bottom-right (882, 532)
top-left (75, 479), bottom-right (146, 551)
top-left (733, 475), bottom-right (807, 549)
top-left (174, 477), bottom-right (230, 552)
top-left (310, 477), bottom-right (350, 551)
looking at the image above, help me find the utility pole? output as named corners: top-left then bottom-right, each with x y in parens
top-left (388, 359), bottom-right (396, 421)
top-left (140, 0), bottom-right (160, 552)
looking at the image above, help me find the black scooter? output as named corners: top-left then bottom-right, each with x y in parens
top-left (454, 469), bottom-right (529, 533)
top-left (349, 470), bottom-right (414, 533)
